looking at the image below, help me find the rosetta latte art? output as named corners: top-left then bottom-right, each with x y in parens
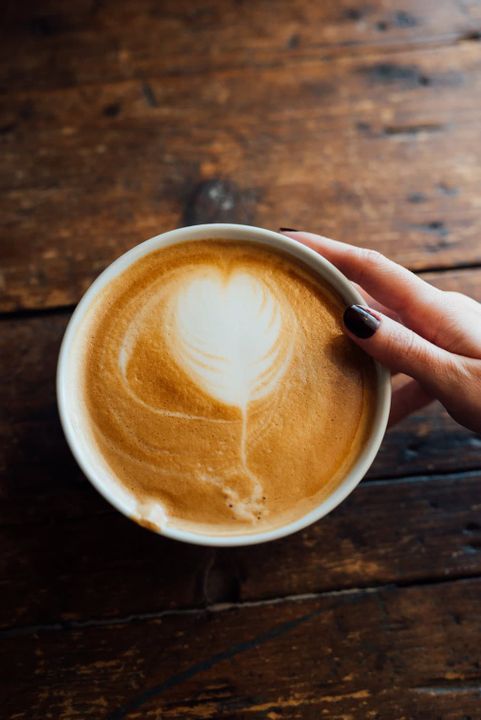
top-left (165, 269), bottom-right (296, 520)
top-left (117, 268), bottom-right (296, 521)
top-left (81, 241), bottom-right (376, 535)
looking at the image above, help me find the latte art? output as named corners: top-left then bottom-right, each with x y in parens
top-left (79, 240), bottom-right (376, 535)
top-left (117, 266), bottom-right (297, 522)
top-left (166, 269), bottom-right (296, 520)
top-left (166, 270), bottom-right (295, 408)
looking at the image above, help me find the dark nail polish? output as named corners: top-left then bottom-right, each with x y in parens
top-left (279, 227), bottom-right (299, 232)
top-left (343, 305), bottom-right (380, 339)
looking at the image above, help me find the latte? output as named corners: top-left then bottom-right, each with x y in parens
top-left (78, 239), bottom-right (376, 535)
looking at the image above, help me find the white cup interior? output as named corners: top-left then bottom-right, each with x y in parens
top-left (57, 223), bottom-right (391, 546)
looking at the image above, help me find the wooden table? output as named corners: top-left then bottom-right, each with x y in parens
top-left (2, 1), bottom-right (481, 717)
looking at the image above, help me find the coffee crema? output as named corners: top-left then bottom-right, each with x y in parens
top-left (79, 240), bottom-right (376, 535)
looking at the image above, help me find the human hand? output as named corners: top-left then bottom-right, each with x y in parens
top-left (281, 230), bottom-right (481, 433)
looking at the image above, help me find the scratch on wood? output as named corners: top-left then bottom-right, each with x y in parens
top-left (406, 192), bottom-right (427, 203)
top-left (107, 607), bottom-right (323, 719)
top-left (459, 30), bottom-right (481, 42)
top-left (142, 82), bottom-right (159, 108)
top-left (384, 123), bottom-right (445, 137)
top-left (437, 182), bottom-right (459, 197)
top-left (158, 701), bottom-right (218, 717)
top-left (410, 221), bottom-right (449, 237)
top-left (392, 10), bottom-right (419, 28)
top-left (413, 683), bottom-right (481, 695)
top-left (287, 34), bottom-right (300, 49)
top-left (464, 522), bottom-right (481, 534)
top-left (243, 689), bottom-right (371, 713)
top-left (360, 63), bottom-right (430, 88)
top-left (0, 122), bottom-right (15, 135)
top-left (103, 102), bottom-right (122, 117)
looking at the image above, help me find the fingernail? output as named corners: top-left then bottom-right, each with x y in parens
top-left (279, 227), bottom-right (299, 232)
top-left (343, 305), bottom-right (380, 339)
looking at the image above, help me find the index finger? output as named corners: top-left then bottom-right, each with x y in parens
top-left (283, 231), bottom-right (441, 323)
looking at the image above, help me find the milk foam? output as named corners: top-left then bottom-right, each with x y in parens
top-left (81, 240), bottom-right (376, 535)
top-left (166, 269), bottom-right (295, 409)
top-left (118, 266), bottom-right (296, 521)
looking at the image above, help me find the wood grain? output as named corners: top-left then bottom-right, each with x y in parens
top-left (3, 40), bottom-right (481, 309)
top-left (2, 4), bottom-right (481, 716)
top-left (2, 471), bottom-right (481, 631)
top-left (3, 3), bottom-right (481, 717)
top-left (2, 0), bottom-right (481, 91)
top-left (2, 578), bottom-right (481, 719)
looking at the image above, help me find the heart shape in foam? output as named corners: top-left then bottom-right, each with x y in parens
top-left (166, 268), bottom-right (295, 409)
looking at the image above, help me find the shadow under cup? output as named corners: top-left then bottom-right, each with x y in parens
top-left (57, 224), bottom-right (391, 547)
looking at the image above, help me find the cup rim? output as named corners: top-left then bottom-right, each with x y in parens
top-left (57, 223), bottom-right (391, 547)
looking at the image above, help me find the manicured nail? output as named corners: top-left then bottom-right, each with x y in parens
top-left (343, 305), bottom-right (380, 339)
top-left (279, 227), bottom-right (299, 232)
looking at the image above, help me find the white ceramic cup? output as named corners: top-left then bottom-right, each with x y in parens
top-left (57, 223), bottom-right (391, 547)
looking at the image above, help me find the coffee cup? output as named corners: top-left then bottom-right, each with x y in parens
top-left (57, 223), bottom-right (391, 546)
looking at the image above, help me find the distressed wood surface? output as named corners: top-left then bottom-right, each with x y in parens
top-left (3, 41), bottom-right (481, 309)
top-left (2, 2), bottom-right (481, 717)
top-left (3, 578), bottom-right (481, 719)
top-left (2, 0), bottom-right (481, 92)
top-left (2, 471), bottom-right (481, 632)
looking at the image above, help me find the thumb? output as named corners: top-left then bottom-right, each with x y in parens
top-left (343, 304), bottom-right (458, 401)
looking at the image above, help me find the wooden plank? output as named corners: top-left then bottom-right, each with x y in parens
top-left (3, 42), bottom-right (481, 309)
top-left (373, 402), bottom-right (481, 479)
top-left (1, 471), bottom-right (481, 630)
top-left (2, 0), bottom-right (481, 91)
top-left (2, 578), bottom-right (481, 719)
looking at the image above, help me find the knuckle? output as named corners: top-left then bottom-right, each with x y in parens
top-left (441, 359), bottom-right (481, 433)
top-left (437, 356), bottom-right (477, 406)
top-left (473, 363), bottom-right (481, 397)
top-left (390, 325), bottom-right (439, 376)
top-left (433, 353), bottom-right (478, 406)
top-left (355, 248), bottom-right (387, 287)
top-left (443, 354), bottom-right (468, 384)
top-left (383, 324), bottom-right (419, 368)
top-left (453, 356), bottom-right (479, 385)
top-left (443, 290), bottom-right (468, 305)
top-left (363, 248), bottom-right (385, 267)
top-left (443, 289), bottom-right (481, 312)
top-left (403, 330), bottom-right (426, 365)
